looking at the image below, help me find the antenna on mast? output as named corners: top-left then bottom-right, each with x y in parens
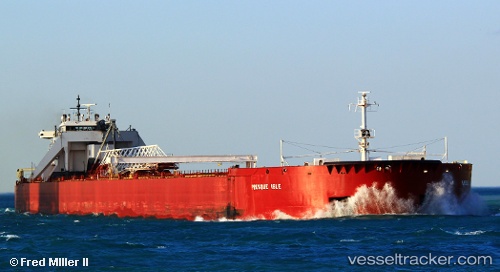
top-left (349, 92), bottom-right (378, 161)
top-left (106, 103), bottom-right (111, 122)
top-left (70, 95), bottom-right (82, 122)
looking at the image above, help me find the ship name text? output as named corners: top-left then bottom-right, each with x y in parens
top-left (252, 183), bottom-right (282, 190)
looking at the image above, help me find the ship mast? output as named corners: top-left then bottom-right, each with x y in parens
top-left (350, 92), bottom-right (378, 161)
top-left (71, 95), bottom-right (82, 122)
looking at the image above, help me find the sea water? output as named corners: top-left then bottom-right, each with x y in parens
top-left (1, 187), bottom-right (498, 271)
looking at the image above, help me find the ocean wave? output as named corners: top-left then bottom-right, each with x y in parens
top-left (262, 183), bottom-right (420, 221)
top-left (194, 216), bottom-right (205, 222)
top-left (340, 239), bottom-right (360, 243)
top-left (124, 241), bottom-right (147, 248)
top-left (321, 174), bottom-right (490, 218)
top-left (419, 174), bottom-right (489, 216)
top-left (192, 216), bottom-right (261, 222)
top-left (1, 234), bottom-right (20, 241)
top-left (326, 183), bottom-right (417, 217)
top-left (217, 217), bottom-right (249, 222)
top-left (441, 229), bottom-right (487, 236)
top-left (272, 210), bottom-right (297, 220)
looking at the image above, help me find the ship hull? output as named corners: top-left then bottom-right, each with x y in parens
top-left (15, 160), bottom-right (472, 220)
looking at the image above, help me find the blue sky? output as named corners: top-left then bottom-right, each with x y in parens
top-left (1, 1), bottom-right (499, 192)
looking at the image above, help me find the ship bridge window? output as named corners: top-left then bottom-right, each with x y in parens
top-left (66, 126), bottom-right (97, 131)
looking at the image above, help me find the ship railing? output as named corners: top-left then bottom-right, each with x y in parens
top-left (171, 169), bottom-right (229, 178)
top-left (280, 137), bottom-right (451, 165)
top-left (95, 168), bottom-right (230, 180)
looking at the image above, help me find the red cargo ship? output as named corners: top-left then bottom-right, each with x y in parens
top-left (15, 93), bottom-right (472, 220)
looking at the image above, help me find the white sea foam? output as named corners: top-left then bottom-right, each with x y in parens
top-left (340, 239), bottom-right (360, 243)
top-left (125, 241), bottom-right (145, 247)
top-left (441, 228), bottom-right (486, 236)
top-left (193, 216), bottom-right (205, 222)
top-left (217, 217), bottom-right (247, 222)
top-left (238, 215), bottom-right (265, 221)
top-left (194, 215), bottom-right (261, 222)
top-left (270, 183), bottom-right (417, 220)
top-left (317, 183), bottom-right (417, 218)
top-left (1, 234), bottom-right (20, 241)
top-left (451, 230), bottom-right (486, 236)
top-left (272, 210), bottom-right (297, 220)
top-left (418, 174), bottom-right (489, 216)
top-left (320, 174), bottom-right (489, 218)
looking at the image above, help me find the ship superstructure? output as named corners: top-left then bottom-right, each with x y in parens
top-left (31, 96), bottom-right (145, 182)
top-left (24, 95), bottom-right (256, 183)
